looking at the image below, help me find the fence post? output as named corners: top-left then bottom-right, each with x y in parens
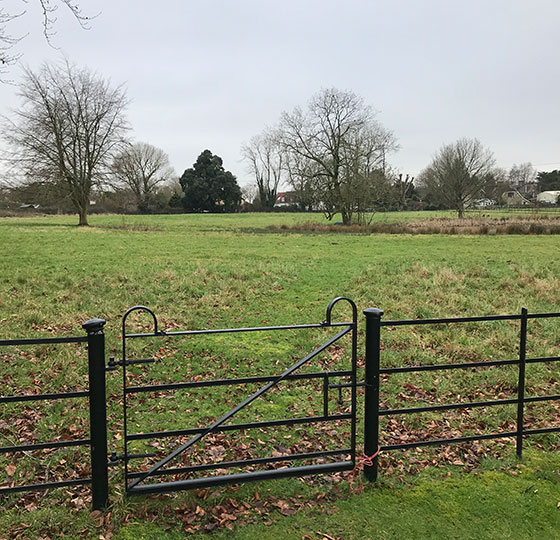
top-left (83, 318), bottom-right (109, 510)
top-left (516, 308), bottom-right (528, 459)
top-left (363, 307), bottom-right (383, 482)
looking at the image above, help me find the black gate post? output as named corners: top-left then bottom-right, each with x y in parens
top-left (516, 307), bottom-right (528, 459)
top-left (83, 318), bottom-right (109, 510)
top-left (363, 307), bottom-right (383, 482)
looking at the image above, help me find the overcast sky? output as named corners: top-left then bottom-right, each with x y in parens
top-left (1, 0), bottom-right (559, 187)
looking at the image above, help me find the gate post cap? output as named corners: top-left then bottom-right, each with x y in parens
top-left (82, 318), bottom-right (107, 334)
top-left (363, 308), bottom-right (384, 318)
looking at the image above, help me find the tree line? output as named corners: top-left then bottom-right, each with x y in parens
top-left (242, 92), bottom-right (560, 220)
top-left (0, 61), bottom-right (246, 224)
top-left (2, 61), bottom-right (558, 225)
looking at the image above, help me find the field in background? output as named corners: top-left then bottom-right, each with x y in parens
top-left (0, 212), bottom-right (559, 538)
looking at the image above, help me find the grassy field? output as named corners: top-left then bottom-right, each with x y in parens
top-left (0, 211), bottom-right (559, 538)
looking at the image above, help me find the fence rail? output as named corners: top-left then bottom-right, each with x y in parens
top-left (0, 319), bottom-right (108, 509)
top-left (363, 307), bottom-right (560, 481)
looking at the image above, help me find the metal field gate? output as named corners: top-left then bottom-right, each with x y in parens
top-left (118, 297), bottom-right (358, 495)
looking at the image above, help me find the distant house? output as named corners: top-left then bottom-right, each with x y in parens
top-left (501, 190), bottom-right (531, 206)
top-left (274, 191), bottom-right (298, 207)
top-left (509, 178), bottom-right (538, 198)
top-left (536, 191), bottom-right (560, 205)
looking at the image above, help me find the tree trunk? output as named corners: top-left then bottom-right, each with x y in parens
top-left (341, 209), bottom-right (352, 225)
top-left (457, 207), bottom-right (464, 219)
top-left (78, 204), bottom-right (89, 226)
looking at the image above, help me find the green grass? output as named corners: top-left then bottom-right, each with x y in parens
top-left (183, 452), bottom-right (560, 540)
top-left (0, 212), bottom-right (559, 538)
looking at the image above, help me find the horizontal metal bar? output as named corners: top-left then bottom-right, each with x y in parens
top-left (523, 427), bottom-right (560, 435)
top-left (126, 448), bottom-right (353, 479)
top-left (0, 390), bottom-right (89, 404)
top-left (379, 395), bottom-right (560, 417)
top-left (381, 315), bottom-right (521, 327)
top-left (127, 413), bottom-right (352, 441)
top-left (328, 382), bottom-right (365, 389)
top-left (125, 321), bottom-right (351, 339)
top-left (526, 356), bottom-right (560, 364)
top-left (0, 478), bottom-right (91, 495)
top-left (0, 336), bottom-right (87, 346)
top-left (379, 398), bottom-right (518, 416)
top-left (126, 370), bottom-right (352, 394)
top-left (127, 461), bottom-right (353, 495)
top-left (381, 430), bottom-right (518, 451)
top-left (527, 312), bottom-right (560, 319)
top-left (123, 358), bottom-right (155, 366)
top-left (380, 358), bottom-right (519, 374)
top-left (0, 438), bottom-right (90, 454)
top-left (524, 394), bottom-right (560, 404)
top-left (380, 312), bottom-right (560, 328)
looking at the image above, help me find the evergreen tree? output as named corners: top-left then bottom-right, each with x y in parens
top-left (180, 150), bottom-right (241, 212)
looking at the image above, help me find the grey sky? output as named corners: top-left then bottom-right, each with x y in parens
top-left (1, 0), bottom-right (559, 187)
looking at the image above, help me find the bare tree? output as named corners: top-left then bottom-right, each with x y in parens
top-left (111, 142), bottom-right (175, 212)
top-left (418, 138), bottom-right (497, 218)
top-left (1, 1), bottom-right (94, 77)
top-left (241, 128), bottom-right (284, 210)
top-left (508, 162), bottom-right (538, 198)
top-left (2, 60), bottom-right (129, 225)
top-left (278, 88), bottom-right (397, 224)
top-left (393, 173), bottom-right (415, 210)
top-left (240, 182), bottom-right (258, 205)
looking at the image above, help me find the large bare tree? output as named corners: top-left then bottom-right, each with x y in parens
top-left (2, 61), bottom-right (129, 225)
top-left (418, 138), bottom-right (497, 218)
top-left (278, 88), bottom-right (397, 224)
top-left (241, 128), bottom-right (283, 209)
top-left (112, 142), bottom-right (175, 212)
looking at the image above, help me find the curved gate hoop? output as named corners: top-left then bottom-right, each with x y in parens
top-left (324, 296), bottom-right (358, 326)
top-left (122, 305), bottom-right (161, 337)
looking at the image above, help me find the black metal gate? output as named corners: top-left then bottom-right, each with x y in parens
top-left (119, 297), bottom-right (358, 495)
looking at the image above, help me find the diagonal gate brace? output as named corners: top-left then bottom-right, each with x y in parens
top-left (127, 325), bottom-right (352, 491)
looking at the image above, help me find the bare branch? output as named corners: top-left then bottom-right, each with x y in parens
top-left (0, 1), bottom-right (97, 77)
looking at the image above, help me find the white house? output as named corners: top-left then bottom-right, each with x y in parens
top-left (536, 191), bottom-right (560, 204)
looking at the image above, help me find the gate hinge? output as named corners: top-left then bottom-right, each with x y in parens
top-left (108, 452), bottom-right (122, 466)
top-left (108, 451), bottom-right (157, 466)
top-left (106, 357), bottom-right (118, 371)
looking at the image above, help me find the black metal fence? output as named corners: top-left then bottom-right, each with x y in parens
top-left (0, 319), bottom-right (108, 509)
top-left (362, 308), bottom-right (560, 481)
top-left (1, 302), bottom-right (559, 510)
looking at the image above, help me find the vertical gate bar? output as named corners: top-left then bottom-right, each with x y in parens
top-left (122, 323), bottom-right (129, 487)
top-left (363, 308), bottom-right (383, 481)
top-left (516, 307), bottom-right (528, 459)
top-left (350, 312), bottom-right (358, 466)
top-left (322, 374), bottom-right (329, 418)
top-left (83, 318), bottom-right (109, 510)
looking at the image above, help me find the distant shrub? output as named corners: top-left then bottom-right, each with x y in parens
top-left (267, 216), bottom-right (560, 236)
